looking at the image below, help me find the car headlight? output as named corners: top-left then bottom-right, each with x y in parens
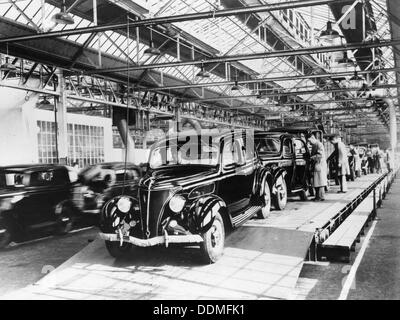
top-left (117, 197), bottom-right (132, 213)
top-left (169, 195), bottom-right (186, 213)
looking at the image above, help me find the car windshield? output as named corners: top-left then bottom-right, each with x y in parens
top-left (256, 137), bottom-right (281, 154)
top-left (149, 135), bottom-right (219, 169)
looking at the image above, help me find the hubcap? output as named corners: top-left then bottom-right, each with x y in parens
top-left (210, 222), bottom-right (222, 248)
top-left (277, 183), bottom-right (287, 201)
top-left (264, 192), bottom-right (270, 208)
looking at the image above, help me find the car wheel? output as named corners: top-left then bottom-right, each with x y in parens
top-left (273, 178), bottom-right (288, 210)
top-left (0, 226), bottom-right (11, 249)
top-left (55, 205), bottom-right (74, 235)
top-left (200, 212), bottom-right (225, 264)
top-left (105, 240), bottom-right (132, 258)
top-left (258, 181), bottom-right (271, 219)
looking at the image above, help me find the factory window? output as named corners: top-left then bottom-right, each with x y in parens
top-left (37, 121), bottom-right (105, 166)
top-left (37, 120), bottom-right (57, 164)
top-left (68, 124), bottom-right (105, 167)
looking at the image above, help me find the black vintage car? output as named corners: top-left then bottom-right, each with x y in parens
top-left (99, 130), bottom-right (272, 263)
top-left (0, 164), bottom-right (77, 248)
top-left (73, 162), bottom-right (142, 217)
top-left (254, 132), bottom-right (311, 209)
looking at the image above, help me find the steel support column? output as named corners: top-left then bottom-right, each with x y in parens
top-left (385, 98), bottom-right (398, 151)
top-left (56, 69), bottom-right (68, 164)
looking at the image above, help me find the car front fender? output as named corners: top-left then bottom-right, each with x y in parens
top-left (189, 195), bottom-right (227, 233)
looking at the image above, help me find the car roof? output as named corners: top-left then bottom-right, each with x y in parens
top-left (254, 131), bottom-right (293, 139)
top-left (81, 162), bottom-right (139, 170)
top-left (155, 129), bottom-right (252, 144)
top-left (0, 164), bottom-right (67, 172)
top-left (268, 126), bottom-right (321, 133)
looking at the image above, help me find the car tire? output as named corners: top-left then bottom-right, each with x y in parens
top-left (55, 205), bottom-right (74, 235)
top-left (0, 226), bottom-right (11, 249)
top-left (200, 212), bottom-right (225, 264)
top-left (273, 178), bottom-right (288, 210)
top-left (105, 240), bottom-right (132, 258)
top-left (258, 181), bottom-right (271, 219)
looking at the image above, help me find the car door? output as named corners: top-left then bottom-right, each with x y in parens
top-left (24, 168), bottom-right (71, 226)
top-left (218, 136), bottom-right (249, 214)
top-left (19, 170), bottom-right (54, 227)
top-left (293, 138), bottom-right (309, 188)
top-left (282, 137), bottom-right (296, 190)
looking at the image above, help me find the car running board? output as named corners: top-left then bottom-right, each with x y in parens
top-left (231, 206), bottom-right (261, 227)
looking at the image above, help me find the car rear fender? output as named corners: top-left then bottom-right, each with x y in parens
top-left (272, 169), bottom-right (287, 194)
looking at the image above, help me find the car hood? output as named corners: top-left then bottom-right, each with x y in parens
top-left (140, 166), bottom-right (218, 190)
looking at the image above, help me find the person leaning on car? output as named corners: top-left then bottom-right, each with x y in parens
top-left (307, 133), bottom-right (328, 201)
top-left (329, 134), bottom-right (349, 193)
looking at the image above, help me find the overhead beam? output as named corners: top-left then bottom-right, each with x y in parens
top-left (0, 0), bottom-right (352, 44)
top-left (188, 84), bottom-right (400, 102)
top-left (143, 67), bottom-right (400, 92)
top-left (88, 39), bottom-right (400, 74)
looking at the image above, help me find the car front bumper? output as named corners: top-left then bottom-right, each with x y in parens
top-left (99, 232), bottom-right (203, 247)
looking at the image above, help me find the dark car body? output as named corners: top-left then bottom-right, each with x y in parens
top-left (0, 164), bottom-right (77, 247)
top-left (254, 132), bottom-right (311, 206)
top-left (73, 162), bottom-right (141, 215)
top-left (99, 130), bottom-right (272, 262)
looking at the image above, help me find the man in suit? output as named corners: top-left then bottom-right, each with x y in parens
top-left (329, 135), bottom-right (349, 193)
top-left (308, 133), bottom-right (328, 201)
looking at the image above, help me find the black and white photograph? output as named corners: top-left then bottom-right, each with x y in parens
top-left (0, 0), bottom-right (399, 308)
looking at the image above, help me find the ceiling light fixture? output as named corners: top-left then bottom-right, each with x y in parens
top-left (52, 0), bottom-right (75, 25)
top-left (0, 43), bottom-right (16, 71)
top-left (196, 64), bottom-right (210, 78)
top-left (144, 27), bottom-right (161, 56)
top-left (231, 80), bottom-right (239, 91)
top-left (337, 51), bottom-right (354, 68)
top-left (349, 70), bottom-right (366, 88)
top-left (319, 21), bottom-right (340, 41)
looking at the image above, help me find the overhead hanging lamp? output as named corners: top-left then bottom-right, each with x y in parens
top-left (231, 68), bottom-right (239, 91)
top-left (0, 56), bottom-right (16, 72)
top-left (337, 51), bottom-right (354, 68)
top-left (349, 70), bottom-right (365, 89)
top-left (144, 27), bottom-right (161, 56)
top-left (52, 0), bottom-right (74, 25)
top-left (319, 21), bottom-right (340, 41)
top-left (231, 80), bottom-right (239, 91)
top-left (0, 43), bottom-right (17, 72)
top-left (196, 63), bottom-right (210, 78)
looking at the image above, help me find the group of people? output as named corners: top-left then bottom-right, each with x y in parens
top-left (307, 134), bottom-right (392, 201)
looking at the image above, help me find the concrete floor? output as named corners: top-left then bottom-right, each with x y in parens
top-left (347, 177), bottom-right (400, 299)
top-left (0, 227), bottom-right (97, 297)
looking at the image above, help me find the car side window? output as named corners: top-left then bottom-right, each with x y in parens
top-left (243, 136), bottom-right (255, 161)
top-left (283, 138), bottom-right (293, 156)
top-left (221, 138), bottom-right (245, 167)
top-left (294, 139), bottom-right (307, 157)
top-left (30, 170), bottom-right (54, 186)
